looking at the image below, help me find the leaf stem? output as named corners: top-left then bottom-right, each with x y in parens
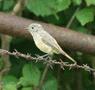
top-left (66, 7), bottom-right (80, 28)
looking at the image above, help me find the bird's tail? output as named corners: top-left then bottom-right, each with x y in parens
top-left (61, 50), bottom-right (76, 64)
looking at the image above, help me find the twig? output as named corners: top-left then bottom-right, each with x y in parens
top-left (11, 0), bottom-right (26, 15)
top-left (66, 7), bottom-right (80, 28)
top-left (0, 35), bottom-right (11, 76)
top-left (0, 49), bottom-right (95, 72)
top-left (38, 64), bottom-right (49, 90)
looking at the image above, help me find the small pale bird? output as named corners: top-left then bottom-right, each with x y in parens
top-left (26, 23), bottom-right (76, 64)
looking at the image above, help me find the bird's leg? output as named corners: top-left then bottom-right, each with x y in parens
top-left (41, 54), bottom-right (54, 60)
top-left (35, 53), bottom-right (49, 58)
top-left (41, 54), bottom-right (49, 58)
top-left (35, 54), bottom-right (50, 60)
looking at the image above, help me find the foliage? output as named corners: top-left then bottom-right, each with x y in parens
top-left (42, 77), bottom-right (58, 90)
top-left (76, 7), bottom-right (94, 25)
top-left (0, 0), bottom-right (95, 90)
top-left (2, 75), bottom-right (18, 90)
top-left (26, 0), bottom-right (71, 16)
top-left (19, 63), bottom-right (41, 86)
top-left (85, 0), bottom-right (95, 6)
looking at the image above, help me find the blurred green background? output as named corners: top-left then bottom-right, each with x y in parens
top-left (0, 0), bottom-right (95, 90)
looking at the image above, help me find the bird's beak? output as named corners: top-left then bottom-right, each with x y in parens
top-left (24, 26), bottom-right (29, 30)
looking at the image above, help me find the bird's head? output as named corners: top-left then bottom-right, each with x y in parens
top-left (25, 23), bottom-right (43, 33)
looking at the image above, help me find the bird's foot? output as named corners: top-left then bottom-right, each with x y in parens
top-left (35, 54), bottom-right (50, 60)
top-left (42, 54), bottom-right (49, 58)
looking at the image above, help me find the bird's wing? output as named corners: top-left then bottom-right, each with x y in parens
top-left (40, 31), bottom-right (63, 53)
top-left (40, 31), bottom-right (76, 63)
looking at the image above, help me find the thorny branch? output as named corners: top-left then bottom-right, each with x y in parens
top-left (0, 49), bottom-right (95, 72)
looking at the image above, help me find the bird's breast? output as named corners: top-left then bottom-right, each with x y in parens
top-left (33, 33), bottom-right (53, 54)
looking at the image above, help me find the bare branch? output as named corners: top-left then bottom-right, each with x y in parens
top-left (0, 12), bottom-right (95, 54)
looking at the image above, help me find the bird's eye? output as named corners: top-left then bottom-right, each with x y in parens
top-left (31, 27), bottom-right (34, 29)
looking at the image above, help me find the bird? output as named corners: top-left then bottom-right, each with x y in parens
top-left (25, 23), bottom-right (76, 64)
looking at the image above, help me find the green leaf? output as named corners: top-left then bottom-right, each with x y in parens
top-left (42, 78), bottom-right (58, 90)
top-left (2, 75), bottom-right (18, 90)
top-left (85, 0), bottom-right (95, 6)
top-left (3, 75), bottom-right (18, 84)
top-left (19, 63), bottom-right (41, 86)
top-left (3, 83), bottom-right (17, 90)
top-left (72, 0), bottom-right (82, 5)
top-left (26, 0), bottom-right (71, 16)
top-left (3, 0), bottom-right (15, 11)
top-left (22, 87), bottom-right (32, 90)
top-left (76, 8), bottom-right (94, 25)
